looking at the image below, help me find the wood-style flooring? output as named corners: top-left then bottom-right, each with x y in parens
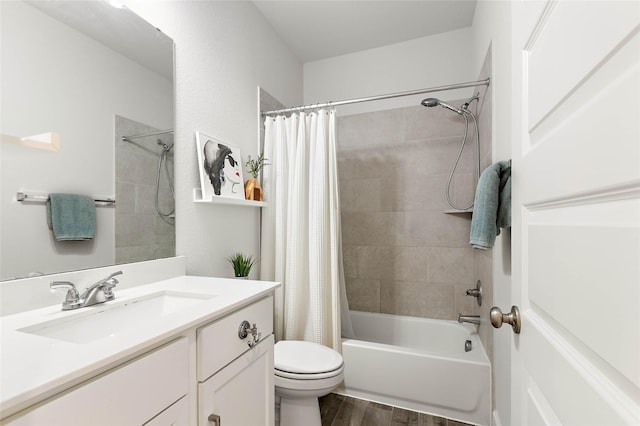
top-left (319, 394), bottom-right (473, 426)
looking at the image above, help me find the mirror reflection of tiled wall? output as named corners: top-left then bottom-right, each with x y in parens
top-left (115, 115), bottom-right (175, 264)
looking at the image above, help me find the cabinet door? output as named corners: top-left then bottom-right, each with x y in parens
top-left (198, 335), bottom-right (274, 426)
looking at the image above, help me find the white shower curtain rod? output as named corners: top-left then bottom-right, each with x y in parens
top-left (261, 78), bottom-right (490, 116)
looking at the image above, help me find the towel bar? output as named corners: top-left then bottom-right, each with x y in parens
top-left (16, 192), bottom-right (116, 205)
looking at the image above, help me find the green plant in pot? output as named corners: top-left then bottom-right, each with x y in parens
top-left (227, 252), bottom-right (257, 278)
top-left (244, 154), bottom-right (269, 201)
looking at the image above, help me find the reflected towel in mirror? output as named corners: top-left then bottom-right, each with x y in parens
top-left (46, 193), bottom-right (96, 241)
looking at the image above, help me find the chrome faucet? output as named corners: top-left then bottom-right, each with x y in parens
top-left (458, 314), bottom-right (481, 325)
top-left (49, 281), bottom-right (80, 310)
top-left (51, 271), bottom-right (122, 311)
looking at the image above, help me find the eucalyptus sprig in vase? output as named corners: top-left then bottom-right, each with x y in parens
top-left (244, 154), bottom-right (269, 201)
top-left (227, 252), bottom-right (257, 278)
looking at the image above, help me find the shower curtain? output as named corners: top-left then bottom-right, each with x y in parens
top-left (260, 109), bottom-right (353, 351)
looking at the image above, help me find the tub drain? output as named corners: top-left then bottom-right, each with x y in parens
top-left (465, 340), bottom-right (472, 352)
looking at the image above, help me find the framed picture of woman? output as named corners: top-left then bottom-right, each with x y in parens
top-left (195, 132), bottom-right (245, 200)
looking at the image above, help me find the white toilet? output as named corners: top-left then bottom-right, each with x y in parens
top-left (274, 340), bottom-right (344, 426)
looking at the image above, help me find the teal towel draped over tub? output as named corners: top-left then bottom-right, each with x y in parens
top-left (46, 193), bottom-right (96, 241)
top-left (469, 161), bottom-right (511, 250)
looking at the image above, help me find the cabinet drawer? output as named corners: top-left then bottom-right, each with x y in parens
top-left (197, 296), bottom-right (273, 381)
top-left (5, 338), bottom-right (189, 426)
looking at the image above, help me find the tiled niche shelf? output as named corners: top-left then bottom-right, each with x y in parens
top-left (443, 208), bottom-right (473, 215)
top-left (193, 188), bottom-right (267, 207)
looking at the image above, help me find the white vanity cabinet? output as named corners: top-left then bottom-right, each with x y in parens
top-left (197, 296), bottom-right (274, 426)
top-left (0, 276), bottom-right (278, 426)
top-left (4, 338), bottom-right (190, 426)
top-left (198, 336), bottom-right (274, 426)
top-left (144, 397), bottom-right (189, 426)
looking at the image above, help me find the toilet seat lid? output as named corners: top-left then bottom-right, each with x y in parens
top-left (275, 340), bottom-right (343, 374)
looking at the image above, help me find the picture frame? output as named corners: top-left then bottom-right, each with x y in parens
top-left (195, 132), bottom-right (245, 200)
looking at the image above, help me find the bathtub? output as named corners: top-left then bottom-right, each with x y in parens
top-left (338, 311), bottom-right (490, 426)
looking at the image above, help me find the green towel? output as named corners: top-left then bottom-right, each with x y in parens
top-left (469, 161), bottom-right (511, 250)
top-left (46, 193), bottom-right (96, 241)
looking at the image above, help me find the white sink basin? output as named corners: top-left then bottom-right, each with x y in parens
top-left (18, 291), bottom-right (215, 344)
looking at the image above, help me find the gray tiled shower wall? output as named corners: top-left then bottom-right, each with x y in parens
top-left (337, 97), bottom-right (491, 321)
top-left (114, 115), bottom-right (175, 264)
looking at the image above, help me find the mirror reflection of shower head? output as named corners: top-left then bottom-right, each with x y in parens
top-left (421, 97), bottom-right (462, 115)
top-left (157, 139), bottom-right (173, 152)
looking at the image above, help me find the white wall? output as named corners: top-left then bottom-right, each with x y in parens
top-left (0, 1), bottom-right (173, 280)
top-left (470, 1), bottom-right (513, 425)
top-left (125, 1), bottom-right (303, 277)
top-left (303, 28), bottom-right (475, 115)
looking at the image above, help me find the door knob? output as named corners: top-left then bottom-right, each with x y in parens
top-left (490, 305), bottom-right (521, 334)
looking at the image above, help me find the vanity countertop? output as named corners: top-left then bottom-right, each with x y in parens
top-left (0, 275), bottom-right (279, 418)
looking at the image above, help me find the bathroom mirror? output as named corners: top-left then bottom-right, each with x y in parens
top-left (0, 0), bottom-right (174, 281)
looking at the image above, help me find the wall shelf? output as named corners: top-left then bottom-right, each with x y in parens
top-left (193, 189), bottom-right (267, 207)
top-left (443, 208), bottom-right (473, 215)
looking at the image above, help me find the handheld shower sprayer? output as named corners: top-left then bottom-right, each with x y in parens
top-left (421, 96), bottom-right (481, 211)
top-left (420, 98), bottom-right (439, 108)
top-left (421, 97), bottom-right (462, 115)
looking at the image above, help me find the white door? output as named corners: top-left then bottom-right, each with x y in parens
top-left (510, 1), bottom-right (640, 424)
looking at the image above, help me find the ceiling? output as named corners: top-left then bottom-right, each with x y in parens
top-left (253, 0), bottom-right (477, 63)
top-left (26, 1), bottom-right (476, 76)
top-left (26, 0), bottom-right (173, 79)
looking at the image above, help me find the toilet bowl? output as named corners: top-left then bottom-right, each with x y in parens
top-left (274, 340), bottom-right (344, 426)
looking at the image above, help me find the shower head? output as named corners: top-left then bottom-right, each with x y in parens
top-left (421, 97), bottom-right (462, 115)
top-left (421, 98), bottom-right (439, 108)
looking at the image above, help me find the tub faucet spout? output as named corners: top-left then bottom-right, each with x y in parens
top-left (458, 314), bottom-right (480, 325)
